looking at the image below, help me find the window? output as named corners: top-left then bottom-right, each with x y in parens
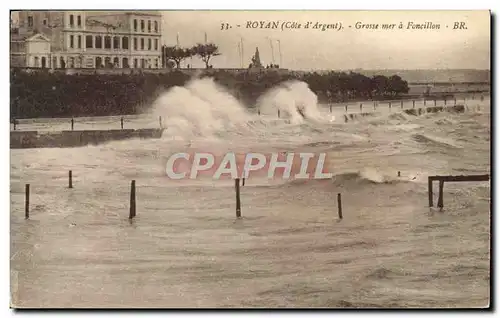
top-left (105, 57), bottom-right (111, 68)
top-left (148, 20), bottom-right (151, 32)
top-left (154, 58), bottom-right (158, 68)
top-left (69, 57), bottom-right (75, 68)
top-left (148, 38), bottom-right (151, 50)
top-left (122, 37), bottom-right (129, 50)
top-left (133, 19), bottom-right (137, 31)
top-left (134, 58), bottom-right (138, 68)
top-left (95, 56), bottom-right (102, 68)
top-left (69, 35), bottom-right (74, 48)
top-left (86, 35), bottom-right (93, 48)
top-left (104, 36), bottom-right (111, 49)
top-left (69, 14), bottom-right (74, 27)
top-left (141, 20), bottom-right (144, 32)
top-left (154, 21), bottom-right (158, 32)
top-left (77, 15), bottom-right (81, 27)
top-left (140, 38), bottom-right (144, 50)
top-left (133, 38), bottom-right (137, 50)
top-left (28, 16), bottom-right (33, 27)
top-left (154, 39), bottom-right (158, 50)
top-left (113, 57), bottom-right (119, 67)
top-left (77, 35), bottom-right (82, 48)
top-left (113, 36), bottom-right (120, 49)
top-left (123, 57), bottom-right (129, 68)
top-left (95, 35), bottom-right (102, 49)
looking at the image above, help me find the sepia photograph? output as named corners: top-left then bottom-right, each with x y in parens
top-left (9, 9), bottom-right (491, 309)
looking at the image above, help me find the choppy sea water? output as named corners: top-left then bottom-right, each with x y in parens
top-left (10, 99), bottom-right (490, 308)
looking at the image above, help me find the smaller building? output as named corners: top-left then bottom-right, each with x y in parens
top-left (10, 30), bottom-right (52, 68)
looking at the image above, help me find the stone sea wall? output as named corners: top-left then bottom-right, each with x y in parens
top-left (10, 128), bottom-right (164, 149)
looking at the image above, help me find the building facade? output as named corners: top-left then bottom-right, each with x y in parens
top-left (10, 10), bottom-right (163, 69)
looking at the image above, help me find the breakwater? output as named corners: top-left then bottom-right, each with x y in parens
top-left (10, 128), bottom-right (164, 149)
top-left (343, 105), bottom-right (465, 122)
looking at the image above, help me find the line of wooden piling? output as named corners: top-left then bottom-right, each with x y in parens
top-left (235, 178), bottom-right (241, 218)
top-left (129, 180), bottom-right (136, 219)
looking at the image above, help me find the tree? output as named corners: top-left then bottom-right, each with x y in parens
top-left (191, 43), bottom-right (221, 68)
top-left (162, 45), bottom-right (193, 69)
top-left (387, 75), bottom-right (409, 97)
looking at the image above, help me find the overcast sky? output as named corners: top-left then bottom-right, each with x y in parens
top-left (161, 10), bottom-right (490, 70)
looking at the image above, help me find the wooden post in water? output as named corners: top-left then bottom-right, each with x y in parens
top-left (454, 98), bottom-right (457, 105)
top-left (360, 103), bottom-right (362, 112)
top-left (235, 178), bottom-right (241, 218)
top-left (444, 98), bottom-right (447, 106)
top-left (434, 99), bottom-right (437, 106)
top-left (120, 117), bottom-right (124, 129)
top-left (277, 109), bottom-right (280, 118)
top-left (68, 170), bottom-right (73, 189)
top-left (71, 118), bottom-right (74, 131)
top-left (337, 193), bottom-right (343, 220)
top-left (25, 184), bottom-right (30, 220)
top-left (159, 116), bottom-right (162, 128)
top-left (437, 180), bottom-right (444, 211)
top-left (345, 105), bottom-right (348, 112)
top-left (242, 178), bottom-right (245, 186)
top-left (398, 171), bottom-right (401, 177)
top-left (129, 180), bottom-right (136, 219)
top-left (389, 102), bottom-right (392, 109)
top-left (400, 100), bottom-right (403, 108)
top-left (258, 109), bottom-right (261, 116)
top-left (428, 177), bottom-right (433, 207)
top-left (330, 105), bottom-right (332, 113)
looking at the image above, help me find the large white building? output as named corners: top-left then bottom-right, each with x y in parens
top-left (10, 10), bottom-right (163, 69)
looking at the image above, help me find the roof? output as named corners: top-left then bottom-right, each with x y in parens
top-left (26, 33), bottom-right (50, 42)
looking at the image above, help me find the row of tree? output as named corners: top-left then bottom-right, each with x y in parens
top-left (10, 69), bottom-right (410, 119)
top-left (161, 43), bottom-right (221, 69)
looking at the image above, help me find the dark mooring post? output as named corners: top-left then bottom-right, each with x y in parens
top-left (345, 105), bottom-right (348, 112)
top-left (412, 100), bottom-right (415, 108)
top-left (25, 184), bottom-right (30, 219)
top-left (454, 98), bottom-right (457, 105)
top-left (242, 178), bottom-right (245, 186)
top-left (159, 116), bottom-right (162, 128)
top-left (258, 109), bottom-right (261, 116)
top-left (71, 118), bottom-right (74, 131)
top-left (68, 170), bottom-right (73, 189)
top-left (401, 100), bottom-right (403, 108)
top-left (121, 117), bottom-right (124, 129)
top-left (129, 180), bottom-right (136, 219)
top-left (444, 98), bottom-right (447, 106)
top-left (235, 178), bottom-right (241, 218)
top-left (428, 177), bottom-right (433, 207)
top-left (337, 193), bottom-right (343, 220)
top-left (277, 109), bottom-right (280, 118)
top-left (437, 180), bottom-right (444, 211)
top-left (360, 103), bottom-right (363, 112)
top-left (434, 99), bottom-right (437, 106)
top-left (398, 171), bottom-right (401, 177)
